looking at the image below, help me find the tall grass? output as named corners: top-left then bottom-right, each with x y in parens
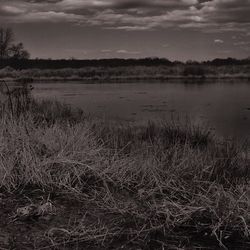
top-left (0, 86), bottom-right (249, 249)
top-left (0, 79), bottom-right (33, 117)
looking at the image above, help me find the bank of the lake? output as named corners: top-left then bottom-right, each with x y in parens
top-left (0, 91), bottom-right (249, 249)
top-left (1, 64), bottom-right (250, 82)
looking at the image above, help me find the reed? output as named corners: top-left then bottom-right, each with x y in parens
top-left (0, 79), bottom-right (33, 117)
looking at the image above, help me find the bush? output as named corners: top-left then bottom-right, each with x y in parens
top-left (182, 66), bottom-right (206, 77)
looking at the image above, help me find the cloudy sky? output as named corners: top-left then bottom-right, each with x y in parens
top-left (0, 0), bottom-right (250, 60)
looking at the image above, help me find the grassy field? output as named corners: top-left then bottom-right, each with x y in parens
top-left (1, 64), bottom-right (250, 82)
top-left (0, 83), bottom-right (249, 249)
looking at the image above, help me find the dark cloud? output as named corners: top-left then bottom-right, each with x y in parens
top-left (25, 0), bottom-right (62, 3)
top-left (0, 0), bottom-right (249, 33)
top-left (0, 0), bottom-right (248, 60)
top-left (104, 0), bottom-right (197, 10)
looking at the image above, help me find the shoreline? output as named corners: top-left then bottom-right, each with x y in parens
top-left (2, 74), bottom-right (250, 83)
top-left (1, 64), bottom-right (250, 83)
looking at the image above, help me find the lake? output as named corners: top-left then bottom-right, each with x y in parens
top-left (33, 80), bottom-right (250, 140)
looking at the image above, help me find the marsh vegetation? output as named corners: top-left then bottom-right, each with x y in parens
top-left (0, 81), bottom-right (249, 249)
top-left (1, 64), bottom-right (250, 82)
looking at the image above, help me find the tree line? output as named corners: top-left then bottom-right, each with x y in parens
top-left (1, 57), bottom-right (250, 70)
top-left (0, 27), bottom-right (249, 69)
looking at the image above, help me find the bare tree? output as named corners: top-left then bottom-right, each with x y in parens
top-left (0, 27), bottom-right (30, 60)
top-left (0, 28), bottom-right (14, 59)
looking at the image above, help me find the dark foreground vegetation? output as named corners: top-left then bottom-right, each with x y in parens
top-left (1, 57), bottom-right (250, 82)
top-left (0, 81), bottom-right (249, 249)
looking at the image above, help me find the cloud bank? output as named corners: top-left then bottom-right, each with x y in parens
top-left (0, 0), bottom-right (249, 34)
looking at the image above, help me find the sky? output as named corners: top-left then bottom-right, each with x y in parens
top-left (0, 0), bottom-right (250, 61)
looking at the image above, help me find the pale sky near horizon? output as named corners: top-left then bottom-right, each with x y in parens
top-left (0, 0), bottom-right (250, 61)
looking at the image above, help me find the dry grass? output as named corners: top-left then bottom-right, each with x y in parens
top-left (0, 86), bottom-right (249, 249)
top-left (1, 65), bottom-right (250, 82)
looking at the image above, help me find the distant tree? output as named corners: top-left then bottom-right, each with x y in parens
top-left (0, 27), bottom-right (30, 60)
top-left (9, 43), bottom-right (30, 59)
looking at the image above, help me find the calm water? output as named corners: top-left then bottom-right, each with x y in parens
top-left (33, 80), bottom-right (250, 140)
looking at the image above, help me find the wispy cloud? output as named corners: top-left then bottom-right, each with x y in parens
top-left (218, 50), bottom-right (231, 54)
top-left (233, 41), bottom-right (250, 46)
top-left (214, 39), bottom-right (224, 44)
top-left (101, 49), bottom-right (112, 53)
top-left (116, 49), bottom-right (141, 54)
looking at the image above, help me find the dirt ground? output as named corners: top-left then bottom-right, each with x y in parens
top-left (0, 188), bottom-right (249, 250)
